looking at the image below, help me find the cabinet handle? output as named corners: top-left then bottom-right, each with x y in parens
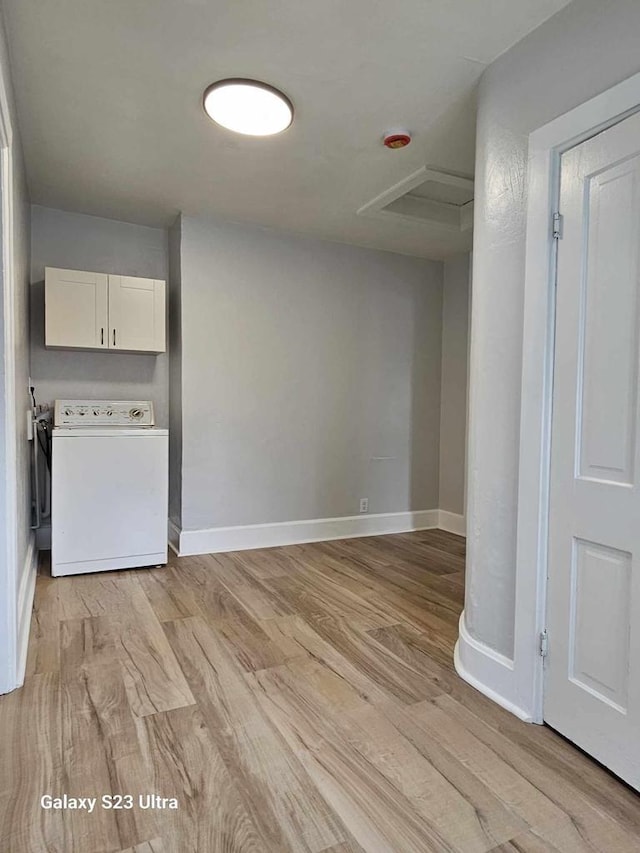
top-left (101, 328), bottom-right (104, 345)
top-left (113, 329), bottom-right (116, 347)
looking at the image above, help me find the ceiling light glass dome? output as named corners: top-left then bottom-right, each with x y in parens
top-left (203, 79), bottom-right (294, 136)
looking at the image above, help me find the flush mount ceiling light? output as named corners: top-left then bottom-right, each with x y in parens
top-left (203, 79), bottom-right (294, 136)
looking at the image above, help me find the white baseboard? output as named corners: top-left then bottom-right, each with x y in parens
top-left (176, 509), bottom-right (439, 556)
top-left (454, 610), bottom-right (534, 723)
top-left (437, 510), bottom-right (466, 536)
top-left (16, 533), bottom-right (38, 689)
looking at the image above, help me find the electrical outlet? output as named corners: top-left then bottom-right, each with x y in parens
top-left (359, 498), bottom-right (369, 513)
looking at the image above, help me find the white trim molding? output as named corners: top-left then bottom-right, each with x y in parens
top-left (458, 70), bottom-right (640, 725)
top-left (15, 533), bottom-right (37, 686)
top-left (454, 612), bottom-right (533, 722)
top-left (0, 49), bottom-right (17, 695)
top-left (437, 510), bottom-right (465, 537)
top-left (174, 509), bottom-right (439, 556)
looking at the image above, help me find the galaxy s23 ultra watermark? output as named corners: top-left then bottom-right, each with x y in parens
top-left (40, 794), bottom-right (179, 812)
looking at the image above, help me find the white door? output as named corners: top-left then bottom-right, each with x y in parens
top-left (108, 275), bottom-right (166, 352)
top-left (546, 110), bottom-right (640, 789)
top-left (45, 267), bottom-right (108, 349)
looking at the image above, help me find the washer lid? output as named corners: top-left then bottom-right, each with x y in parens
top-left (53, 427), bottom-right (168, 437)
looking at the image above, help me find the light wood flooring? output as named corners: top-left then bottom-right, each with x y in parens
top-left (1, 530), bottom-right (639, 852)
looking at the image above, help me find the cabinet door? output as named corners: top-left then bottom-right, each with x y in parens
top-left (45, 267), bottom-right (108, 349)
top-left (108, 275), bottom-right (166, 352)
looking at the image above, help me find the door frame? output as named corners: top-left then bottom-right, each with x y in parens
top-left (0, 54), bottom-right (17, 694)
top-left (516, 71), bottom-right (640, 724)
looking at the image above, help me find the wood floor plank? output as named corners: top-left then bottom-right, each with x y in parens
top-left (232, 544), bottom-right (309, 581)
top-left (116, 840), bottom-right (165, 853)
top-left (0, 673), bottom-right (65, 853)
top-left (357, 561), bottom-right (463, 622)
top-left (411, 528), bottom-right (468, 557)
top-left (175, 554), bottom-right (280, 623)
top-left (486, 829), bottom-right (564, 852)
top-left (259, 615), bottom-right (408, 708)
top-left (430, 694), bottom-right (640, 850)
top-left (104, 581), bottom-right (195, 717)
top-left (135, 563), bottom-right (202, 623)
top-left (54, 571), bottom-right (140, 621)
top-left (248, 663), bottom-right (460, 853)
top-left (368, 621), bottom-right (462, 679)
top-left (319, 843), bottom-right (367, 853)
top-left (304, 613), bottom-right (446, 704)
top-left (346, 533), bottom-right (464, 575)
top-left (266, 567), bottom-right (398, 631)
top-left (485, 816), bottom-right (640, 853)
top-left (164, 615), bottom-right (348, 852)
top-left (205, 552), bottom-right (295, 620)
top-left (257, 656), bottom-right (524, 852)
top-left (3, 529), bottom-right (639, 852)
top-left (431, 679), bottom-right (640, 836)
top-left (406, 698), bottom-right (640, 852)
top-left (337, 703), bottom-right (526, 852)
top-left (364, 590), bottom-right (460, 666)
top-left (212, 603), bottom-right (291, 673)
top-left (25, 573), bottom-right (61, 676)
top-left (136, 705), bottom-right (268, 853)
top-left (59, 618), bottom-right (157, 851)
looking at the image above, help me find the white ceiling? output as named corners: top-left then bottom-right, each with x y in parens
top-left (3, 0), bottom-right (570, 259)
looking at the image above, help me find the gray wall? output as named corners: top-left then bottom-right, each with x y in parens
top-left (167, 217), bottom-right (182, 525)
top-left (0, 4), bottom-right (31, 691)
top-left (439, 253), bottom-right (470, 516)
top-left (29, 205), bottom-right (169, 425)
top-left (468, 0), bottom-right (640, 658)
top-left (176, 215), bottom-right (443, 532)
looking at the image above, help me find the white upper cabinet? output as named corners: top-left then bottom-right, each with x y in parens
top-left (108, 275), bottom-right (166, 353)
top-left (45, 267), bottom-right (109, 349)
top-left (45, 267), bottom-right (166, 353)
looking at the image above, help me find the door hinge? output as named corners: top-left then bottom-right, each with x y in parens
top-left (539, 629), bottom-right (549, 658)
top-left (552, 212), bottom-right (563, 240)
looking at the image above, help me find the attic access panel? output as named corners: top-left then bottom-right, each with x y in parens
top-left (358, 167), bottom-right (474, 231)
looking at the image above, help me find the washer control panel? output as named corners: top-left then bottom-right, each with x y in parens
top-left (54, 400), bottom-right (155, 427)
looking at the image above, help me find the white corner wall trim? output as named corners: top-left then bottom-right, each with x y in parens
top-left (454, 611), bottom-right (534, 723)
top-left (175, 509), bottom-right (439, 556)
top-left (437, 510), bottom-right (466, 536)
top-left (15, 533), bottom-right (37, 688)
top-left (0, 48), bottom-right (18, 697)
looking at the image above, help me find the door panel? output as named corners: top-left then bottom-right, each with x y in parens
top-left (578, 158), bottom-right (640, 485)
top-left (45, 267), bottom-right (108, 349)
top-left (108, 275), bottom-right (166, 352)
top-left (546, 110), bottom-right (640, 790)
top-left (570, 539), bottom-right (631, 712)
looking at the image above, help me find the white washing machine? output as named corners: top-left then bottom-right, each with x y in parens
top-left (51, 400), bottom-right (169, 577)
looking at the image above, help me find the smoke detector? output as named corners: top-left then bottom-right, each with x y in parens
top-left (383, 130), bottom-right (411, 149)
